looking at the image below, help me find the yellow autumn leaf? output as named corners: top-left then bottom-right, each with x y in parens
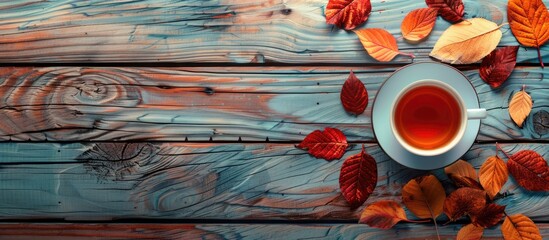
top-left (430, 18), bottom-right (502, 64)
top-left (509, 88), bottom-right (533, 127)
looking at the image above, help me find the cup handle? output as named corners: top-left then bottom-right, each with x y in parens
top-left (467, 108), bottom-right (487, 119)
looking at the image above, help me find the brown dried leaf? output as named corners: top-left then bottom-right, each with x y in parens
top-left (502, 214), bottom-right (542, 240)
top-left (402, 175), bottom-right (445, 219)
top-left (509, 88), bottom-right (533, 128)
top-left (445, 160), bottom-right (477, 179)
top-left (470, 203), bottom-right (506, 228)
top-left (450, 175), bottom-right (484, 190)
top-left (457, 223), bottom-right (484, 240)
top-left (359, 200), bottom-right (411, 229)
top-left (443, 187), bottom-right (487, 221)
top-left (479, 155), bottom-right (508, 198)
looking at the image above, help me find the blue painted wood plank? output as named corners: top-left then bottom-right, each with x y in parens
top-left (0, 0), bottom-right (547, 64)
top-left (0, 142), bottom-right (546, 221)
top-left (0, 66), bottom-right (546, 142)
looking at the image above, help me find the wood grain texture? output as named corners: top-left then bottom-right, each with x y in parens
top-left (0, 142), bottom-right (546, 221)
top-left (0, 66), bottom-right (546, 142)
top-left (2, 223), bottom-right (549, 240)
top-left (0, 0), bottom-right (547, 64)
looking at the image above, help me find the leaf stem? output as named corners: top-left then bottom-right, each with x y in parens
top-left (399, 52), bottom-right (416, 59)
top-left (404, 219), bottom-right (431, 223)
top-left (493, 191), bottom-right (515, 201)
top-left (425, 198), bottom-right (441, 240)
top-left (432, 217), bottom-right (441, 240)
top-left (537, 46), bottom-right (544, 68)
top-left (496, 142), bottom-right (513, 160)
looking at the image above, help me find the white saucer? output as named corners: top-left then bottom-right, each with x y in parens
top-left (372, 62), bottom-right (481, 170)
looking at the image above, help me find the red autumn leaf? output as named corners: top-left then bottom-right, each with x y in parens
top-left (479, 46), bottom-right (519, 88)
top-left (401, 8), bottom-right (438, 42)
top-left (325, 0), bottom-right (372, 30)
top-left (426, 0), bottom-right (465, 23)
top-left (340, 71), bottom-right (368, 115)
top-left (297, 127), bottom-right (348, 161)
top-left (443, 187), bottom-right (487, 221)
top-left (470, 203), bottom-right (506, 228)
top-left (359, 200), bottom-right (422, 229)
top-left (339, 145), bottom-right (377, 208)
top-left (507, 150), bottom-right (549, 191)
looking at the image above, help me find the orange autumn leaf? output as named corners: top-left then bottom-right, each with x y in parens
top-left (508, 0), bottom-right (549, 67)
top-left (402, 175), bottom-right (445, 219)
top-left (502, 214), bottom-right (542, 240)
top-left (443, 187), bottom-right (487, 221)
top-left (457, 223), bottom-right (484, 240)
top-left (445, 160), bottom-right (477, 179)
top-left (355, 28), bottom-right (415, 62)
top-left (479, 155), bottom-right (508, 198)
top-left (401, 8), bottom-right (438, 42)
top-left (509, 87), bottom-right (533, 128)
top-left (326, 0), bottom-right (372, 30)
top-left (359, 200), bottom-right (420, 229)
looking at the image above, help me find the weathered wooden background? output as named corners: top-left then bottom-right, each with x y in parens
top-left (0, 0), bottom-right (547, 239)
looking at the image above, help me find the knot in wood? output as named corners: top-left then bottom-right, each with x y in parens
top-left (78, 143), bottom-right (157, 181)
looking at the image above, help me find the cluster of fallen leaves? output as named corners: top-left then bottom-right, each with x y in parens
top-left (294, 0), bottom-right (549, 239)
top-left (327, 0), bottom-right (544, 131)
top-left (298, 128), bottom-right (548, 239)
top-left (326, 0), bottom-right (548, 67)
top-left (359, 145), bottom-right (548, 240)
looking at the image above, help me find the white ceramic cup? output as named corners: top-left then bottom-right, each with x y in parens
top-left (390, 79), bottom-right (487, 156)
